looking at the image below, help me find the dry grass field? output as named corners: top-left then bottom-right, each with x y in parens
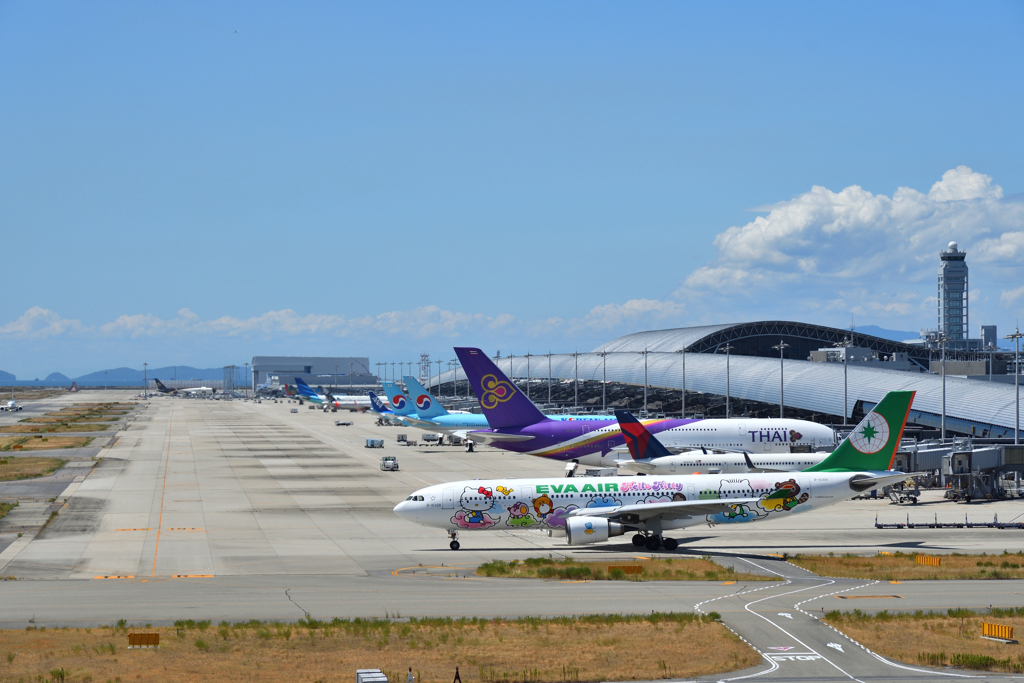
top-left (0, 424), bottom-right (111, 434)
top-left (0, 501), bottom-right (16, 522)
top-left (0, 388), bottom-right (65, 400)
top-left (827, 608), bottom-right (1024, 672)
top-left (477, 556), bottom-right (773, 582)
top-left (789, 552), bottom-right (1024, 580)
top-left (0, 614), bottom-right (753, 683)
top-left (0, 436), bottom-right (93, 452)
top-left (0, 456), bottom-right (65, 481)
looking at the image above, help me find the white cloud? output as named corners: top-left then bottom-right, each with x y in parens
top-left (0, 307), bottom-right (84, 338)
top-left (1002, 285), bottom-right (1024, 306)
top-left (676, 167), bottom-right (1024, 330)
top-left (576, 299), bottom-right (686, 330)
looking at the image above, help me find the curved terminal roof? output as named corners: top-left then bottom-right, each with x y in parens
top-left (433, 322), bottom-right (1020, 438)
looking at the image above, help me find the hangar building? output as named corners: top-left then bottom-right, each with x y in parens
top-left (251, 356), bottom-right (375, 389)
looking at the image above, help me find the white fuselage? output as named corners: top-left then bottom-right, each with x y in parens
top-left (394, 471), bottom-right (863, 541)
top-left (619, 451), bottom-right (829, 475)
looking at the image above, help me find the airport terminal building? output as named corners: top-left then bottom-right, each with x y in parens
top-left (251, 356), bottom-right (375, 390)
top-left (433, 320), bottom-right (1021, 440)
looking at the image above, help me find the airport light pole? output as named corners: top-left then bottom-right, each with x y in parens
top-left (675, 349), bottom-right (686, 418)
top-left (436, 359), bottom-right (443, 397)
top-left (451, 359), bottom-right (460, 398)
top-left (832, 338), bottom-right (852, 426)
top-left (1007, 327), bottom-right (1023, 445)
top-left (524, 353), bottom-right (532, 401)
top-left (143, 362), bottom-right (148, 399)
top-left (596, 351), bottom-right (607, 412)
top-left (509, 354), bottom-right (515, 393)
top-left (547, 353), bottom-right (552, 405)
top-left (572, 350), bottom-right (579, 409)
top-left (349, 362), bottom-right (354, 392)
top-left (771, 340), bottom-right (790, 418)
top-left (937, 334), bottom-right (949, 440)
top-left (717, 345), bottom-right (733, 418)
top-left (390, 362), bottom-right (395, 383)
top-left (245, 362), bottom-right (249, 397)
top-left (638, 349), bottom-right (650, 416)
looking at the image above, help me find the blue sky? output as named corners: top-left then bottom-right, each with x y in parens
top-left (1, 2), bottom-right (1023, 377)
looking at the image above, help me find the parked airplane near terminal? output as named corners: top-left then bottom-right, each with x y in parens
top-left (153, 379), bottom-right (178, 395)
top-left (294, 378), bottom-right (372, 410)
top-left (614, 410), bottom-right (828, 474)
top-left (452, 347), bottom-right (835, 468)
top-left (394, 390), bottom-right (915, 551)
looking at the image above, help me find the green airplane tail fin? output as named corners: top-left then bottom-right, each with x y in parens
top-left (805, 390), bottom-right (915, 472)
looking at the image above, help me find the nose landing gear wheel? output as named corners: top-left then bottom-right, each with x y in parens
top-left (449, 540), bottom-right (461, 550)
top-left (662, 537), bottom-right (678, 551)
top-left (644, 536), bottom-right (661, 552)
top-left (632, 533), bottom-right (646, 547)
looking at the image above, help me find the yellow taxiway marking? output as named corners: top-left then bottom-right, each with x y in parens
top-left (172, 574), bottom-right (214, 578)
top-left (94, 575), bottom-right (135, 580)
top-left (889, 580), bottom-right (901, 584)
top-left (721, 581), bottom-right (737, 585)
top-left (837, 595), bottom-right (903, 600)
top-left (766, 553), bottom-right (785, 558)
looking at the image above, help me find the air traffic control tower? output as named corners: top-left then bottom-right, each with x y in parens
top-left (938, 241), bottom-right (968, 345)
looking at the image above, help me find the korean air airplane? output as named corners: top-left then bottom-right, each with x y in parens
top-left (394, 390), bottom-right (915, 551)
top-left (452, 348), bottom-right (835, 469)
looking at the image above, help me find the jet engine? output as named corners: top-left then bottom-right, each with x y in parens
top-left (565, 517), bottom-right (625, 546)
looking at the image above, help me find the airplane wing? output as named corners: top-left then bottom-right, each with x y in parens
top-left (613, 460), bottom-right (656, 474)
top-left (848, 471), bottom-right (924, 491)
top-left (570, 497), bottom-right (763, 523)
top-left (611, 445), bottom-right (694, 455)
top-left (466, 431), bottom-right (536, 444)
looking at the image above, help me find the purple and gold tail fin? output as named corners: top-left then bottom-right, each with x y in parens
top-left (454, 347), bottom-right (548, 429)
top-left (615, 410), bottom-right (673, 461)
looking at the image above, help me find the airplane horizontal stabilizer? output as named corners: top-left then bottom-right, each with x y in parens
top-left (465, 432), bottom-right (536, 444)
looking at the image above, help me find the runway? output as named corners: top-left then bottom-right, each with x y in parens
top-left (3, 391), bottom-right (1024, 680)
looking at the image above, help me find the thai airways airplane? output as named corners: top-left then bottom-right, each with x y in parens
top-left (394, 390), bottom-right (915, 551)
top-left (452, 347), bottom-right (835, 468)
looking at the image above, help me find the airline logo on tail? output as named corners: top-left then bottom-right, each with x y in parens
top-left (849, 413), bottom-right (889, 454)
top-left (368, 392), bottom-right (389, 413)
top-left (480, 374), bottom-right (517, 409)
top-left (615, 410), bottom-right (673, 461)
top-left (415, 394), bottom-right (432, 411)
top-left (392, 393), bottom-right (408, 410)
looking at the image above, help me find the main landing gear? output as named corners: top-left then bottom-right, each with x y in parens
top-left (448, 530), bottom-right (460, 550)
top-left (632, 533), bottom-right (678, 552)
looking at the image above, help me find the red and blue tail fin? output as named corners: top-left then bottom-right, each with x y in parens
top-left (615, 410), bottom-right (673, 460)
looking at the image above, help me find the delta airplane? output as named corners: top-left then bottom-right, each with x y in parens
top-left (452, 347), bottom-right (835, 469)
top-left (394, 390), bottom-right (916, 551)
top-left (614, 410), bottom-right (828, 474)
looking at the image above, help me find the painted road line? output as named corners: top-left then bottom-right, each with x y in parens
top-left (836, 595), bottom-right (902, 599)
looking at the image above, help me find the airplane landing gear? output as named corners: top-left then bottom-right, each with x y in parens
top-left (644, 535), bottom-right (662, 552)
top-left (632, 533), bottom-right (646, 547)
top-left (662, 537), bottom-right (678, 551)
top-left (448, 530), bottom-right (460, 550)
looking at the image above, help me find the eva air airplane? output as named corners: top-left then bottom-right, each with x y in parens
top-left (394, 390), bottom-right (916, 551)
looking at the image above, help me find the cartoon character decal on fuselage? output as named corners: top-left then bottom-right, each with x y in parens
top-left (445, 477), bottom-right (811, 531)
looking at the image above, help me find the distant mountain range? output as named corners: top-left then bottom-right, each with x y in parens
top-left (854, 325), bottom-right (921, 342)
top-left (0, 366), bottom-right (227, 385)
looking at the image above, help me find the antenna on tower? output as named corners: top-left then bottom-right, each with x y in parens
top-left (419, 353), bottom-right (430, 382)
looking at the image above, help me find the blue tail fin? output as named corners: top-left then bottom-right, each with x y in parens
top-left (454, 347), bottom-right (547, 429)
top-left (368, 391), bottom-right (389, 413)
top-left (615, 410), bottom-right (673, 460)
top-left (294, 377), bottom-right (316, 397)
top-left (402, 376), bottom-right (449, 419)
top-left (382, 382), bottom-right (415, 416)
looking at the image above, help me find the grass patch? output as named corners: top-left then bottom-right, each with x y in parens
top-left (0, 500), bottom-right (18, 521)
top-left (0, 388), bottom-right (64, 400)
top-left (0, 613), bottom-right (752, 682)
top-left (0, 423), bottom-right (112, 434)
top-left (826, 608), bottom-right (1024, 672)
top-left (0, 437), bottom-right (93, 452)
top-left (477, 556), bottom-right (773, 582)
top-left (0, 456), bottom-right (65, 480)
top-left (790, 551), bottom-right (1024, 581)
